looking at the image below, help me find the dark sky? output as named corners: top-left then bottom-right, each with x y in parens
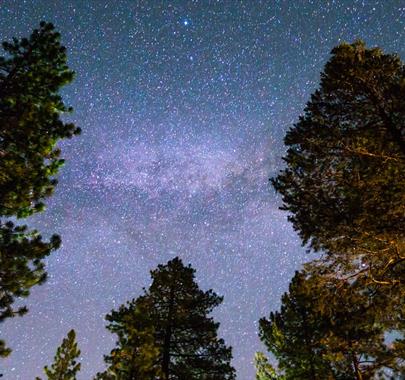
top-left (1, 1), bottom-right (404, 379)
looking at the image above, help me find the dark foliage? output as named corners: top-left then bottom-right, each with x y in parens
top-left (260, 271), bottom-right (404, 379)
top-left (0, 21), bottom-right (80, 218)
top-left (0, 22), bottom-right (79, 355)
top-left (97, 257), bottom-right (235, 380)
top-left (268, 41), bottom-right (405, 377)
top-left (272, 41), bottom-right (404, 287)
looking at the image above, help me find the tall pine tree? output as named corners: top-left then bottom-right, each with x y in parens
top-left (259, 272), bottom-right (334, 380)
top-left (272, 41), bottom-right (404, 287)
top-left (0, 22), bottom-right (79, 355)
top-left (95, 300), bottom-right (163, 379)
top-left (270, 41), bottom-right (405, 372)
top-left (98, 257), bottom-right (235, 380)
top-left (0, 21), bottom-right (80, 217)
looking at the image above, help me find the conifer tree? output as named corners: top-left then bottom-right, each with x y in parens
top-left (272, 41), bottom-right (404, 288)
top-left (95, 300), bottom-right (162, 380)
top-left (260, 271), bottom-right (405, 379)
top-left (37, 329), bottom-right (81, 380)
top-left (98, 257), bottom-right (235, 380)
top-left (0, 22), bottom-right (79, 354)
top-left (0, 222), bottom-right (60, 357)
top-left (270, 41), bottom-right (405, 373)
top-left (0, 21), bottom-right (80, 218)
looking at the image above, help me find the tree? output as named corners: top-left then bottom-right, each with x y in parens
top-left (271, 41), bottom-right (405, 372)
top-left (98, 257), bottom-right (236, 380)
top-left (259, 272), bottom-right (334, 380)
top-left (259, 271), bottom-right (404, 379)
top-left (271, 41), bottom-right (404, 288)
top-left (0, 21), bottom-right (80, 218)
top-left (254, 352), bottom-right (284, 380)
top-left (36, 329), bottom-right (81, 380)
top-left (0, 22), bottom-right (79, 354)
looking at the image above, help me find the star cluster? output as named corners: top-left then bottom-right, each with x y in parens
top-left (0, 1), bottom-right (404, 379)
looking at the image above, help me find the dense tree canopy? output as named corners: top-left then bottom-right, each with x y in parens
top-left (259, 271), bottom-right (404, 379)
top-left (0, 222), bottom-right (60, 331)
top-left (0, 21), bottom-right (80, 217)
top-left (269, 42), bottom-right (405, 378)
top-left (95, 300), bottom-right (163, 380)
top-left (98, 257), bottom-right (235, 380)
top-left (0, 22), bottom-right (79, 355)
top-left (272, 41), bottom-right (404, 287)
top-left (259, 272), bottom-right (333, 380)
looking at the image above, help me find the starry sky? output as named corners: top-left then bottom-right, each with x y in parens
top-left (0, 1), bottom-right (404, 379)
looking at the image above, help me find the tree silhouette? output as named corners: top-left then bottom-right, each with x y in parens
top-left (254, 352), bottom-right (284, 380)
top-left (271, 41), bottom-right (405, 374)
top-left (98, 257), bottom-right (235, 380)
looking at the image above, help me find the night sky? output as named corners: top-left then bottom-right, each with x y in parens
top-left (1, 1), bottom-right (404, 379)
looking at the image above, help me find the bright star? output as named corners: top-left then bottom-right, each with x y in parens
top-left (183, 20), bottom-right (189, 26)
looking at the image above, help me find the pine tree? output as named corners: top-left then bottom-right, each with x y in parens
top-left (98, 257), bottom-right (236, 380)
top-left (0, 22), bottom-right (79, 355)
top-left (36, 329), bottom-right (81, 380)
top-left (259, 271), bottom-right (404, 379)
top-left (270, 41), bottom-right (405, 372)
top-left (0, 222), bottom-right (60, 356)
top-left (271, 41), bottom-right (404, 288)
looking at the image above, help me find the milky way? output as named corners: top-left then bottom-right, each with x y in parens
top-left (1, 1), bottom-right (404, 379)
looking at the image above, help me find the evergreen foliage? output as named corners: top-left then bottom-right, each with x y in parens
top-left (0, 21), bottom-right (80, 217)
top-left (267, 41), bottom-right (405, 378)
top-left (0, 221), bottom-right (60, 356)
top-left (95, 300), bottom-right (162, 380)
top-left (272, 41), bottom-right (404, 287)
top-left (36, 329), bottom-right (81, 380)
top-left (259, 271), bottom-right (404, 379)
top-left (259, 272), bottom-right (333, 379)
top-left (254, 352), bottom-right (284, 380)
top-left (97, 257), bottom-right (235, 380)
top-left (0, 22), bottom-right (79, 355)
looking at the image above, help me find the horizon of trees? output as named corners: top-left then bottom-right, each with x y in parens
top-left (1, 23), bottom-right (404, 380)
